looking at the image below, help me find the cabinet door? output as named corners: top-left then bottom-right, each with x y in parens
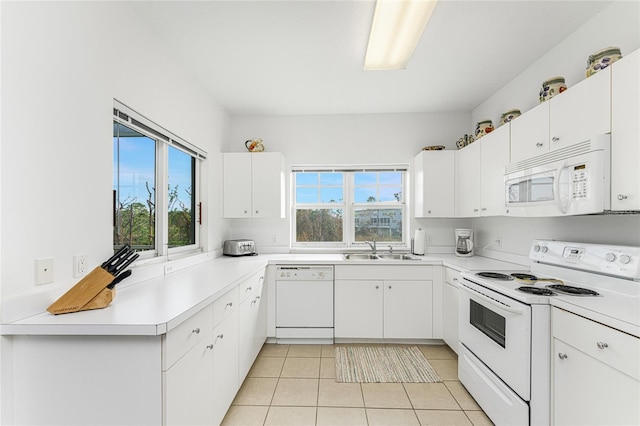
top-left (510, 101), bottom-right (549, 163)
top-left (553, 338), bottom-right (640, 426)
top-left (455, 141), bottom-right (481, 217)
top-left (165, 332), bottom-right (215, 426)
top-left (383, 280), bottom-right (433, 339)
top-left (251, 152), bottom-right (285, 218)
top-left (611, 49), bottom-right (640, 211)
top-left (334, 280), bottom-right (383, 339)
top-left (414, 150), bottom-right (455, 217)
top-left (223, 153), bottom-right (252, 218)
top-left (550, 67), bottom-right (611, 151)
top-left (239, 283), bottom-right (266, 382)
top-left (442, 276), bottom-right (459, 354)
top-left (480, 124), bottom-right (510, 216)
top-left (212, 310), bottom-right (239, 426)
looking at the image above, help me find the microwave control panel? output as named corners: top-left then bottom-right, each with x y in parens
top-left (570, 164), bottom-right (588, 200)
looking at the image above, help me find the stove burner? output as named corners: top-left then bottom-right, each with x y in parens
top-left (546, 284), bottom-right (600, 296)
top-left (511, 273), bottom-right (538, 280)
top-left (517, 286), bottom-right (556, 296)
top-left (476, 272), bottom-right (514, 280)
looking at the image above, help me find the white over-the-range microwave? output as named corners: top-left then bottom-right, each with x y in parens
top-left (504, 134), bottom-right (610, 216)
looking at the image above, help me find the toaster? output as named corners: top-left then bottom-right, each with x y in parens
top-left (223, 239), bottom-right (257, 256)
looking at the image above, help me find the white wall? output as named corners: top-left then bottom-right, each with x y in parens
top-left (227, 112), bottom-right (471, 251)
top-left (0, 2), bottom-right (230, 307)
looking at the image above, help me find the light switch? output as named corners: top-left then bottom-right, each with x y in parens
top-left (35, 258), bottom-right (54, 285)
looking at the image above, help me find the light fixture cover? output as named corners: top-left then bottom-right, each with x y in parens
top-left (364, 0), bottom-right (438, 70)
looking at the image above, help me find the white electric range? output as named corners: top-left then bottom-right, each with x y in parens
top-left (457, 240), bottom-right (640, 426)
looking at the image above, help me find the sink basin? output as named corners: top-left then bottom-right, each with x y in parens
top-left (342, 253), bottom-right (380, 260)
top-left (377, 253), bottom-right (421, 260)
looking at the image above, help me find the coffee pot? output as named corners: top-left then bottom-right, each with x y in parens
top-left (455, 229), bottom-right (474, 257)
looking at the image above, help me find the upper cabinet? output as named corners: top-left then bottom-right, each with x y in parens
top-left (414, 150), bottom-right (455, 217)
top-left (455, 124), bottom-right (510, 217)
top-left (611, 49), bottom-right (640, 211)
top-left (223, 152), bottom-right (286, 219)
top-left (511, 68), bottom-right (611, 163)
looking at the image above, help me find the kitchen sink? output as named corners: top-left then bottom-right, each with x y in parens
top-left (342, 253), bottom-right (421, 260)
top-left (343, 253), bottom-right (380, 260)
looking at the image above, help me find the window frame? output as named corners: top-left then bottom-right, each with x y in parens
top-left (291, 165), bottom-right (409, 250)
top-left (113, 100), bottom-right (206, 260)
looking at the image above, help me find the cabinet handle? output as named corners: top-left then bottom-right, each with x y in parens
top-left (552, 136), bottom-right (560, 142)
top-left (473, 208), bottom-right (479, 212)
top-left (192, 328), bottom-right (200, 334)
top-left (255, 210), bottom-right (259, 214)
top-left (388, 285), bottom-right (392, 289)
top-left (596, 341), bottom-right (608, 349)
top-left (246, 286), bottom-right (252, 292)
top-left (427, 210), bottom-right (431, 214)
top-left (558, 353), bottom-right (568, 360)
top-left (243, 210), bottom-right (248, 214)
top-left (216, 334), bottom-right (224, 341)
top-left (206, 344), bottom-right (214, 350)
top-left (481, 207), bottom-right (487, 211)
top-left (617, 194), bottom-right (628, 201)
top-left (375, 285), bottom-right (379, 289)
top-left (536, 142), bottom-right (544, 148)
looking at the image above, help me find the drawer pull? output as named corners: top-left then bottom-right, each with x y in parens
top-left (388, 285), bottom-right (392, 289)
top-left (596, 341), bottom-right (608, 349)
top-left (206, 344), bottom-right (214, 350)
top-left (215, 334), bottom-right (224, 342)
top-left (375, 285), bottom-right (379, 289)
top-left (617, 194), bottom-right (628, 201)
top-left (536, 142), bottom-right (544, 148)
top-left (558, 353), bottom-right (568, 360)
top-left (226, 302), bottom-right (233, 308)
top-left (192, 328), bottom-right (200, 334)
top-left (246, 286), bottom-right (252, 292)
top-left (552, 136), bottom-right (560, 142)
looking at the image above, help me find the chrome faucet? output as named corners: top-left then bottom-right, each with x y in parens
top-left (388, 245), bottom-right (393, 254)
top-left (366, 240), bottom-right (377, 254)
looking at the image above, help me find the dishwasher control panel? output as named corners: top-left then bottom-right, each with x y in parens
top-left (276, 266), bottom-right (334, 281)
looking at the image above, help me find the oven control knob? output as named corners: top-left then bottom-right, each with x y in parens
top-left (605, 253), bottom-right (616, 262)
top-left (619, 255), bottom-right (631, 264)
top-left (533, 245), bottom-right (541, 252)
top-left (541, 246), bottom-right (548, 253)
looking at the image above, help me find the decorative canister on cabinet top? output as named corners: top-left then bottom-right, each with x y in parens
top-left (586, 47), bottom-right (622, 77)
top-left (245, 138), bottom-right (264, 152)
top-left (475, 120), bottom-right (494, 139)
top-left (539, 76), bottom-right (567, 103)
top-left (500, 109), bottom-right (521, 126)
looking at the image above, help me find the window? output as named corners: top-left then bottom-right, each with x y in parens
top-left (113, 101), bottom-right (206, 258)
top-left (292, 166), bottom-right (408, 248)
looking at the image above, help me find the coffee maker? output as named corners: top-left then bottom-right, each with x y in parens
top-left (455, 229), bottom-right (474, 257)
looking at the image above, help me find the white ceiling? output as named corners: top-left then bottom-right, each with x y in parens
top-left (131, 0), bottom-right (612, 116)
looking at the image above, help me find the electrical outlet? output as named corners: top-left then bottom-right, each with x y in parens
top-left (73, 255), bottom-right (88, 278)
top-left (272, 234), bottom-right (277, 243)
top-left (35, 258), bottom-right (54, 286)
top-left (495, 237), bottom-right (502, 249)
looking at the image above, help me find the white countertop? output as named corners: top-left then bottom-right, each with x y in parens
top-left (0, 253), bottom-right (526, 337)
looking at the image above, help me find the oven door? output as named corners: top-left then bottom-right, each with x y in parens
top-left (458, 279), bottom-right (531, 400)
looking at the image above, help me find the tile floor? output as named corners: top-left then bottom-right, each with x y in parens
top-left (222, 343), bottom-right (493, 426)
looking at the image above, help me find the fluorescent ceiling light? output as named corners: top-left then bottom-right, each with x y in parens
top-left (364, 0), bottom-right (438, 70)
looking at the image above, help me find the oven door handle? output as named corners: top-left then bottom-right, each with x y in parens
top-left (460, 283), bottom-right (524, 315)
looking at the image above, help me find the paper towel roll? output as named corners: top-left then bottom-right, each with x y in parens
top-left (413, 229), bottom-right (426, 255)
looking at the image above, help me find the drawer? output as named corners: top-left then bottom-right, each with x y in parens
top-left (335, 265), bottom-right (432, 280)
top-left (553, 307), bottom-right (640, 380)
top-left (445, 267), bottom-right (461, 285)
top-left (214, 286), bottom-right (238, 327)
top-left (164, 303), bottom-right (214, 370)
top-left (239, 269), bottom-right (265, 302)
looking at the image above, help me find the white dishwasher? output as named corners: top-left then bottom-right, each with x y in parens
top-left (276, 265), bottom-right (334, 343)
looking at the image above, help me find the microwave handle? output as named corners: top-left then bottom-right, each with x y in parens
top-left (557, 166), bottom-right (572, 214)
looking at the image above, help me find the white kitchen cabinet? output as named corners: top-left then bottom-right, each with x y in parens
top-left (455, 140), bottom-right (481, 217)
top-left (223, 152), bottom-right (285, 218)
top-left (335, 279), bottom-right (384, 338)
top-left (165, 331), bottom-right (215, 426)
top-left (334, 265), bottom-right (434, 340)
top-left (549, 67), bottom-right (611, 151)
top-left (611, 49), bottom-right (640, 211)
top-left (510, 102), bottom-right (550, 163)
top-left (212, 309), bottom-right (240, 426)
top-left (414, 150), bottom-right (455, 217)
top-left (442, 267), bottom-right (461, 354)
top-left (551, 307), bottom-right (640, 426)
top-left (455, 125), bottom-right (509, 217)
top-left (480, 124), bottom-right (510, 216)
top-left (239, 270), bottom-right (267, 382)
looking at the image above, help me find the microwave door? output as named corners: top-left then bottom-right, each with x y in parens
top-left (557, 166), bottom-right (573, 214)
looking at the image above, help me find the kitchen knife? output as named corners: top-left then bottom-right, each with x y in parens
top-left (112, 252), bottom-right (140, 275)
top-left (101, 244), bottom-right (131, 270)
top-left (105, 248), bottom-right (135, 275)
top-left (107, 269), bottom-right (132, 289)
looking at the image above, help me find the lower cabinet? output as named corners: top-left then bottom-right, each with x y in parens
top-left (334, 265), bottom-right (434, 340)
top-left (239, 271), bottom-right (267, 382)
top-left (212, 310), bottom-right (240, 425)
top-left (551, 307), bottom-right (640, 425)
top-left (442, 267), bottom-right (460, 354)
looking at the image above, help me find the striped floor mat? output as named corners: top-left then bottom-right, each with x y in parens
top-left (334, 346), bottom-right (442, 383)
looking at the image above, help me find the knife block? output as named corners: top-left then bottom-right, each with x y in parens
top-left (47, 267), bottom-right (115, 315)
